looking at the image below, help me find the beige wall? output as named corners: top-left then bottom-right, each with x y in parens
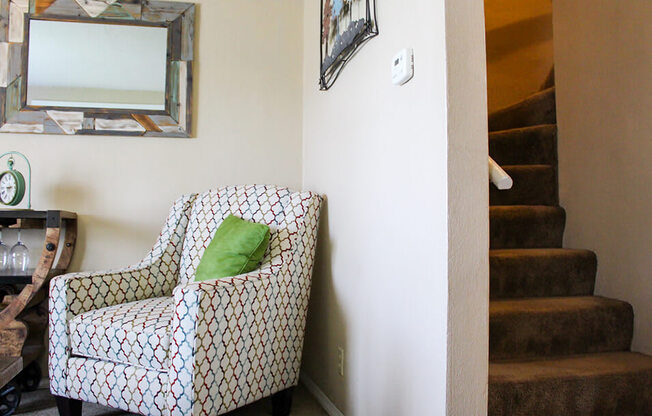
top-left (554, 0), bottom-right (652, 354)
top-left (446, 0), bottom-right (490, 414)
top-left (4, 0), bottom-right (304, 273)
top-left (485, 0), bottom-right (553, 112)
top-left (302, 0), bottom-right (488, 414)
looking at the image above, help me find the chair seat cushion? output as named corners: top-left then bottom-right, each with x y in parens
top-left (69, 297), bottom-right (173, 372)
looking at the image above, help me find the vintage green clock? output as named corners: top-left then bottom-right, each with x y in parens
top-left (0, 152), bottom-right (31, 208)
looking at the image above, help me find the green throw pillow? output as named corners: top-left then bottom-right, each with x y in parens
top-left (194, 214), bottom-right (271, 282)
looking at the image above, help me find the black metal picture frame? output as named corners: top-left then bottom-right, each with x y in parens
top-left (320, 0), bottom-right (378, 91)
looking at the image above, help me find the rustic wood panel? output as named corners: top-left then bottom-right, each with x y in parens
top-left (6, 42), bottom-right (21, 87)
top-left (184, 60), bottom-right (192, 135)
top-left (43, 115), bottom-right (64, 133)
top-left (168, 15), bottom-right (180, 60)
top-left (168, 60), bottom-right (180, 122)
top-left (46, 110), bottom-right (83, 134)
top-left (100, 2), bottom-right (134, 20)
top-left (73, 0), bottom-right (115, 18)
top-left (4, 218), bottom-right (43, 228)
top-left (54, 219), bottom-right (76, 271)
top-left (142, 0), bottom-right (191, 23)
top-left (0, 0), bottom-right (8, 42)
top-left (180, 5), bottom-right (193, 61)
top-left (178, 60), bottom-right (187, 131)
top-left (34, 0), bottom-right (87, 17)
top-left (0, 86), bottom-right (5, 126)
top-left (0, 356), bottom-right (22, 387)
top-left (0, 319), bottom-right (27, 357)
top-left (0, 42), bottom-right (7, 87)
top-left (8, 0), bottom-right (27, 42)
top-left (33, 0), bottom-right (55, 14)
top-left (118, 0), bottom-right (140, 19)
top-left (1, 104), bottom-right (44, 132)
top-left (95, 117), bottom-right (145, 132)
top-left (5, 76), bottom-right (22, 121)
top-left (0, 227), bottom-right (59, 332)
top-left (132, 113), bottom-right (161, 132)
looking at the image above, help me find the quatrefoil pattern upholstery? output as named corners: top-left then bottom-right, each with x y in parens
top-left (70, 296), bottom-right (174, 371)
top-left (49, 185), bottom-right (322, 416)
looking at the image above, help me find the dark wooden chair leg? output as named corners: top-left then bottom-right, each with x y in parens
top-left (54, 396), bottom-right (81, 416)
top-left (271, 387), bottom-right (294, 416)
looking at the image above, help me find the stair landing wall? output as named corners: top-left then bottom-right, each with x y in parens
top-left (553, 0), bottom-right (652, 354)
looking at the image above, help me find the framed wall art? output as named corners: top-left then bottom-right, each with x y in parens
top-left (320, 0), bottom-right (378, 91)
top-left (0, 0), bottom-right (195, 138)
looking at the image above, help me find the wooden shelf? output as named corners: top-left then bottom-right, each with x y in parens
top-left (0, 210), bottom-right (76, 229)
top-left (0, 210), bottom-right (77, 393)
top-left (0, 357), bottom-right (22, 388)
top-left (0, 269), bottom-right (67, 285)
top-left (0, 276), bottom-right (31, 285)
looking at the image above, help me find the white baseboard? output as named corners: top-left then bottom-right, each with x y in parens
top-left (300, 371), bottom-right (345, 416)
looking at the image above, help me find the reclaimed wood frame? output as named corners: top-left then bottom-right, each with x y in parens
top-left (0, 0), bottom-right (194, 137)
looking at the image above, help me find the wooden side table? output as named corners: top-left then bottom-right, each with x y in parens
top-left (0, 211), bottom-right (77, 416)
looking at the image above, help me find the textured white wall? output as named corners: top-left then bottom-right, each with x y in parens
top-left (554, 0), bottom-right (652, 354)
top-left (446, 0), bottom-right (490, 414)
top-left (302, 0), bottom-right (487, 414)
top-left (3, 0), bottom-right (305, 273)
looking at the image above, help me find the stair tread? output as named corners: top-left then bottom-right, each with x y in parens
top-left (490, 351), bottom-right (652, 381)
top-left (490, 296), bottom-right (631, 315)
top-left (490, 206), bottom-right (566, 249)
top-left (489, 123), bottom-right (557, 137)
top-left (490, 249), bottom-right (597, 299)
top-left (488, 88), bottom-right (556, 132)
top-left (489, 87), bottom-right (556, 117)
top-left (489, 124), bottom-right (558, 166)
top-left (490, 205), bottom-right (563, 213)
top-left (490, 248), bottom-right (595, 257)
top-left (501, 164), bottom-right (554, 170)
top-left (489, 352), bottom-right (652, 415)
top-left (490, 165), bottom-right (558, 206)
top-left (490, 296), bottom-right (633, 359)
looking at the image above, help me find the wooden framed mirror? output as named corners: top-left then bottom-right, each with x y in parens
top-left (0, 0), bottom-right (194, 137)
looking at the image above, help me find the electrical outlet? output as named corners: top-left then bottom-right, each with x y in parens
top-left (337, 347), bottom-right (344, 377)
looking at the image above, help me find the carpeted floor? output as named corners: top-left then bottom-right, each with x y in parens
top-left (15, 381), bottom-right (328, 416)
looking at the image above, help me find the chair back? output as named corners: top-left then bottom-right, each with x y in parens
top-left (177, 185), bottom-right (320, 286)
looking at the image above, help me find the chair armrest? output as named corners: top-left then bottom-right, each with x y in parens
top-left (48, 193), bottom-right (197, 397)
top-left (167, 270), bottom-right (300, 415)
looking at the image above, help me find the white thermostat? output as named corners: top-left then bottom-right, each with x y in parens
top-left (392, 48), bottom-right (414, 86)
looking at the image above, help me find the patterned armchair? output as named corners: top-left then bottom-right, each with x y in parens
top-left (48, 185), bottom-right (322, 416)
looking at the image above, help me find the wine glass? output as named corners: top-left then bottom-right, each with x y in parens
top-left (11, 230), bottom-right (29, 275)
top-left (0, 230), bottom-right (9, 273)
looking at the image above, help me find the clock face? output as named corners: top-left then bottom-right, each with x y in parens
top-left (0, 173), bottom-right (17, 205)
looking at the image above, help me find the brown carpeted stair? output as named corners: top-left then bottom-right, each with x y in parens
top-left (490, 352), bottom-right (652, 416)
top-left (490, 249), bottom-right (596, 299)
top-left (488, 87), bottom-right (556, 132)
top-left (490, 206), bottom-right (565, 249)
top-left (488, 85), bottom-right (652, 415)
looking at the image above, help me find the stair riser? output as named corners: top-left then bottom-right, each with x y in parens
top-left (490, 208), bottom-right (565, 249)
top-left (490, 166), bottom-right (558, 206)
top-left (490, 251), bottom-right (597, 298)
top-left (489, 125), bottom-right (558, 166)
top-left (489, 370), bottom-right (652, 416)
top-left (489, 88), bottom-right (557, 132)
top-left (490, 304), bottom-right (633, 360)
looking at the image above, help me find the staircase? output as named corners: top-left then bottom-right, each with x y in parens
top-left (487, 85), bottom-right (652, 415)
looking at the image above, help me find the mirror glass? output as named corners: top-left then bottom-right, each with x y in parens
top-left (26, 20), bottom-right (168, 111)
